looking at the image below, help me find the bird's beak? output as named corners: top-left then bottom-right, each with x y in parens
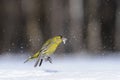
top-left (62, 37), bottom-right (67, 44)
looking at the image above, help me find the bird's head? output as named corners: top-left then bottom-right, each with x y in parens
top-left (58, 35), bottom-right (67, 44)
top-left (53, 35), bottom-right (67, 44)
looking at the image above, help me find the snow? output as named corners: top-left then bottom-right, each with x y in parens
top-left (0, 54), bottom-right (120, 80)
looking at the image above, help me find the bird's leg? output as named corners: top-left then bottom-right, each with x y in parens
top-left (47, 57), bottom-right (52, 63)
top-left (44, 56), bottom-right (52, 63)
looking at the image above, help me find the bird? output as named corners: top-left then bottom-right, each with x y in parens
top-left (24, 35), bottom-right (67, 67)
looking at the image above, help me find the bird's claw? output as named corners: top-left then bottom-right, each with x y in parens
top-left (45, 57), bottom-right (52, 63)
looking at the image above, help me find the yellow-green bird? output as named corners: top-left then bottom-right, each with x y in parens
top-left (24, 35), bottom-right (67, 67)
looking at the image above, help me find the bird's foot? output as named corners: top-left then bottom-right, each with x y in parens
top-left (45, 57), bottom-right (52, 63)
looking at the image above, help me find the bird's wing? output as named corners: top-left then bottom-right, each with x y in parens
top-left (39, 59), bottom-right (43, 67)
top-left (40, 39), bottom-right (52, 50)
top-left (40, 39), bottom-right (54, 53)
top-left (34, 55), bottom-right (41, 67)
top-left (34, 39), bottom-right (55, 67)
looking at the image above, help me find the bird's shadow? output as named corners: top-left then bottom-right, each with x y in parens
top-left (43, 69), bottom-right (59, 73)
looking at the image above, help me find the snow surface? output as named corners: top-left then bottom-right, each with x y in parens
top-left (0, 54), bottom-right (120, 80)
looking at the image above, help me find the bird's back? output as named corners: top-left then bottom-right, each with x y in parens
top-left (41, 36), bottom-right (62, 56)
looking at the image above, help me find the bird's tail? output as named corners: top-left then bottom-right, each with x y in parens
top-left (24, 57), bottom-right (32, 63)
top-left (24, 52), bottom-right (40, 63)
top-left (24, 59), bottom-right (29, 63)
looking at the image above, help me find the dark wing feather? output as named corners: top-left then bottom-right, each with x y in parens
top-left (34, 56), bottom-right (40, 67)
top-left (39, 59), bottom-right (43, 67)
